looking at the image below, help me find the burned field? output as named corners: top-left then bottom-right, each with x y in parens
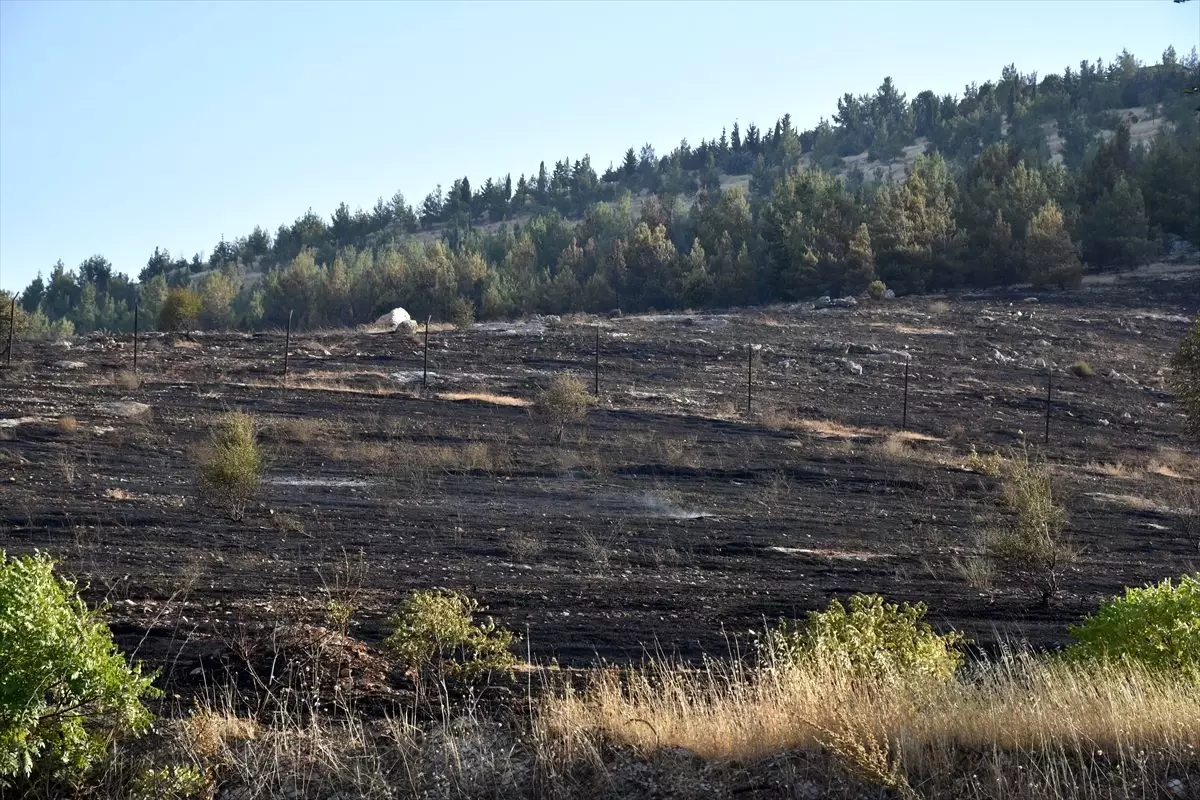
top-left (1, 276), bottom-right (1197, 696)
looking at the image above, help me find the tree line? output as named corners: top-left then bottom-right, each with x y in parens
top-left (8, 46), bottom-right (1199, 336)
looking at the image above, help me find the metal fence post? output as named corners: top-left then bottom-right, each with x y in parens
top-left (283, 309), bottom-right (293, 380)
top-left (132, 302), bottom-right (139, 374)
top-left (746, 344), bottom-right (753, 416)
top-left (594, 325), bottom-right (600, 397)
top-left (423, 315), bottom-right (430, 390)
top-left (902, 359), bottom-right (909, 430)
top-left (4, 296), bottom-right (13, 367)
top-left (1044, 366), bottom-right (1052, 444)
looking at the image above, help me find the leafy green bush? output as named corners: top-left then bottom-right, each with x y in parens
top-left (1067, 573), bottom-right (1200, 676)
top-left (383, 589), bottom-right (517, 681)
top-left (130, 764), bottom-right (210, 800)
top-left (198, 412), bottom-right (261, 519)
top-left (157, 287), bottom-right (202, 331)
top-left (759, 593), bottom-right (966, 682)
top-left (532, 373), bottom-right (593, 443)
top-left (449, 297), bottom-right (475, 331)
top-left (0, 551), bottom-right (158, 784)
top-left (867, 280), bottom-right (888, 301)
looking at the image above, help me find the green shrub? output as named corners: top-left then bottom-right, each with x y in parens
top-left (383, 589), bottom-right (517, 681)
top-left (449, 297), bottom-right (475, 331)
top-left (532, 373), bottom-right (593, 443)
top-left (1168, 317), bottom-right (1200, 436)
top-left (1069, 360), bottom-right (1094, 378)
top-left (867, 280), bottom-right (888, 301)
top-left (983, 447), bottom-right (1075, 605)
top-left (759, 593), bottom-right (966, 682)
top-left (1067, 573), bottom-right (1200, 676)
top-left (157, 287), bottom-right (202, 332)
top-left (0, 551), bottom-right (158, 784)
top-left (130, 764), bottom-right (209, 800)
top-left (198, 412), bottom-right (261, 519)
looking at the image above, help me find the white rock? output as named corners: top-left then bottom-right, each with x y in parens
top-left (374, 307), bottom-right (413, 330)
top-left (96, 401), bottom-right (152, 419)
top-left (55, 360), bottom-right (87, 370)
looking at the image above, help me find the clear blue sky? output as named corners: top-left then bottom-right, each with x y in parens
top-left (1, 0), bottom-right (1196, 293)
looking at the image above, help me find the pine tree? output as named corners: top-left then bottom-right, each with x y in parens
top-left (623, 147), bottom-right (638, 176)
top-left (1024, 202), bottom-right (1082, 288)
top-left (843, 223), bottom-right (877, 293)
top-left (1081, 175), bottom-right (1151, 268)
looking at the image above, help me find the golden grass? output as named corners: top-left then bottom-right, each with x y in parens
top-left (1086, 492), bottom-right (1164, 512)
top-left (894, 324), bottom-right (955, 336)
top-left (767, 416), bottom-right (877, 439)
top-left (1081, 461), bottom-right (1143, 480)
top-left (437, 391), bottom-right (531, 408)
top-left (177, 709), bottom-right (260, 760)
top-left (56, 415), bottom-right (78, 434)
top-left (542, 654), bottom-right (1200, 765)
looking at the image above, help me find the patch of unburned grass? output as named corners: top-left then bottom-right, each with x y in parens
top-left (542, 653), bottom-right (1200, 778)
top-left (437, 391), bottom-right (530, 408)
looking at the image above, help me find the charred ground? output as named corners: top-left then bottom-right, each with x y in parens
top-left (1, 268), bottom-right (1197, 701)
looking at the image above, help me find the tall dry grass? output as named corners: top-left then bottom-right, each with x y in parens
top-left (540, 651), bottom-right (1200, 798)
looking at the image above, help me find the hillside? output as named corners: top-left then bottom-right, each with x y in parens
top-left (7, 46), bottom-right (1199, 337)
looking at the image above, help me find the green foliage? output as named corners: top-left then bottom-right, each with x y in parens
top-left (1070, 360), bottom-right (1094, 378)
top-left (1024, 202), bottom-right (1083, 289)
top-left (17, 48), bottom-right (1196, 328)
top-left (449, 296), bottom-right (475, 331)
top-left (759, 593), bottom-right (966, 682)
top-left (532, 373), bottom-right (593, 443)
top-left (0, 551), bottom-right (158, 784)
top-left (382, 589), bottom-right (517, 680)
top-left (157, 287), bottom-right (202, 331)
top-left (198, 412), bottom-right (261, 519)
top-left (867, 280), bottom-right (887, 301)
top-left (1067, 574), bottom-right (1200, 676)
top-left (1168, 318), bottom-right (1200, 437)
top-left (130, 764), bottom-right (210, 800)
top-left (984, 447), bottom-right (1076, 604)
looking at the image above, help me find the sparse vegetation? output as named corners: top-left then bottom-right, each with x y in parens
top-left (867, 279), bottom-right (887, 300)
top-left (382, 589), bottom-right (518, 682)
top-left (532, 372), bottom-right (593, 443)
top-left (56, 415), bottom-right (78, 435)
top-left (1169, 317), bottom-right (1200, 437)
top-left (449, 297), bottom-right (475, 331)
top-left (983, 447), bottom-right (1076, 605)
top-left (0, 551), bottom-right (158, 785)
top-left (1070, 359), bottom-right (1095, 378)
top-left (197, 412), bottom-right (261, 519)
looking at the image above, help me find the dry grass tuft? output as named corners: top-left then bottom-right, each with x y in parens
top-left (765, 416), bottom-right (877, 439)
top-left (56, 415), bottom-right (78, 435)
top-left (176, 709), bottom-right (260, 760)
top-left (438, 391), bottom-right (531, 408)
top-left (113, 370), bottom-right (141, 390)
top-left (1082, 461), bottom-right (1143, 480)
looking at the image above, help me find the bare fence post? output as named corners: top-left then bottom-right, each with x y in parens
top-left (594, 324), bottom-right (600, 397)
top-left (1044, 365), bottom-right (1052, 444)
top-left (132, 302), bottom-right (139, 374)
top-left (283, 309), bottom-right (293, 381)
top-left (423, 315), bottom-right (431, 391)
top-left (4, 296), bottom-right (13, 367)
top-left (746, 344), bottom-right (753, 416)
top-left (902, 358), bottom-right (909, 431)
